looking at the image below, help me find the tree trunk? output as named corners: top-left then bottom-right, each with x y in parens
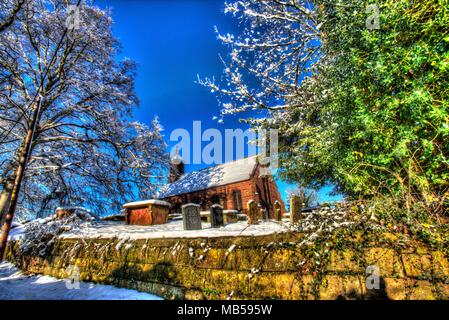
top-left (0, 174), bottom-right (14, 224)
top-left (0, 99), bottom-right (40, 261)
top-left (0, 160), bottom-right (17, 223)
top-left (0, 159), bottom-right (16, 187)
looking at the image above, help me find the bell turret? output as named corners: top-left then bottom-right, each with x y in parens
top-left (169, 147), bottom-right (184, 183)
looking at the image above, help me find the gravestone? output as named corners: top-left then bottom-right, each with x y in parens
top-left (247, 200), bottom-right (258, 225)
top-left (182, 203), bottom-right (202, 230)
top-left (274, 201), bottom-right (282, 221)
top-left (257, 203), bottom-right (263, 220)
top-left (261, 208), bottom-right (269, 221)
top-left (290, 194), bottom-right (302, 224)
top-left (223, 210), bottom-right (238, 223)
top-left (210, 204), bottom-right (224, 228)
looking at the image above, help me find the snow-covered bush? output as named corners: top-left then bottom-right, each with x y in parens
top-left (297, 205), bottom-right (359, 247)
top-left (18, 215), bottom-right (92, 257)
top-left (55, 207), bottom-right (96, 222)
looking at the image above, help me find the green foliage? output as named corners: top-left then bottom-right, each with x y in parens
top-left (279, 0), bottom-right (449, 215)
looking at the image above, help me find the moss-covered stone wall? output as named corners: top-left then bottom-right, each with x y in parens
top-left (5, 231), bottom-right (449, 300)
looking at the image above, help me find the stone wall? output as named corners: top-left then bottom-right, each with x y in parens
top-left (5, 231), bottom-right (449, 300)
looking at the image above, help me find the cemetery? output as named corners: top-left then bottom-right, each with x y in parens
top-left (118, 155), bottom-right (293, 234)
top-left (4, 154), bottom-right (449, 300)
top-left (5, 200), bottom-right (449, 300)
top-left (159, 156), bottom-right (286, 218)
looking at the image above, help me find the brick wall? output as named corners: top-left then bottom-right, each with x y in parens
top-left (162, 173), bottom-right (285, 215)
top-left (252, 166), bottom-right (286, 218)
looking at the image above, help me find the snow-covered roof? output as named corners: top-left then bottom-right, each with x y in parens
top-left (158, 156), bottom-right (258, 198)
top-left (123, 199), bottom-right (171, 209)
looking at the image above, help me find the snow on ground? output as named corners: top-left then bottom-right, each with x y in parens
top-left (0, 262), bottom-right (162, 300)
top-left (8, 209), bottom-right (348, 243)
top-left (58, 220), bottom-right (292, 240)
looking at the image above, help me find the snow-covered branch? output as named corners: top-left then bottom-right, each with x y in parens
top-left (0, 0), bottom-right (169, 219)
top-left (199, 0), bottom-right (323, 124)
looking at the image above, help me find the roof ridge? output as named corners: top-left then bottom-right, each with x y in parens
top-left (159, 156), bottom-right (259, 198)
top-left (179, 155), bottom-right (258, 177)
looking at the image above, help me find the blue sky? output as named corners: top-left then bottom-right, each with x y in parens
top-left (96, 0), bottom-right (342, 204)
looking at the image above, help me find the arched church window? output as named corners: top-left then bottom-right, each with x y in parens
top-left (232, 190), bottom-right (243, 211)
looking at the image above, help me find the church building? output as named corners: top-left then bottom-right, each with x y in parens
top-left (158, 155), bottom-right (286, 218)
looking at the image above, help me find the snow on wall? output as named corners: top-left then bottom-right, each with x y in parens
top-left (5, 206), bottom-right (449, 300)
top-left (6, 226), bottom-right (448, 300)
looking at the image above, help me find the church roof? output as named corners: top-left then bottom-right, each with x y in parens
top-left (158, 156), bottom-right (258, 198)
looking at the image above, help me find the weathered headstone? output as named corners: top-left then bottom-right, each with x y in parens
top-left (55, 207), bottom-right (74, 220)
top-left (257, 203), bottom-right (263, 220)
top-left (261, 208), bottom-right (269, 221)
top-left (55, 207), bottom-right (95, 221)
top-left (247, 200), bottom-right (258, 225)
top-left (182, 203), bottom-right (202, 230)
top-left (274, 201), bottom-right (282, 221)
top-left (223, 210), bottom-right (238, 223)
top-left (210, 204), bottom-right (224, 228)
top-left (290, 194), bottom-right (302, 224)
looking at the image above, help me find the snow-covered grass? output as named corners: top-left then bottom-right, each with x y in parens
top-left (7, 205), bottom-right (361, 253)
top-left (58, 220), bottom-right (292, 240)
top-left (8, 208), bottom-right (353, 243)
top-left (0, 262), bottom-right (162, 300)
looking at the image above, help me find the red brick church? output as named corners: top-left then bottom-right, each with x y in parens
top-left (158, 155), bottom-right (286, 218)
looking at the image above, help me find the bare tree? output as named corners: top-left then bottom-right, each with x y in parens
top-left (198, 0), bottom-right (322, 125)
top-left (0, 0), bottom-right (25, 33)
top-left (198, 0), bottom-right (334, 188)
top-left (0, 0), bottom-right (168, 259)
